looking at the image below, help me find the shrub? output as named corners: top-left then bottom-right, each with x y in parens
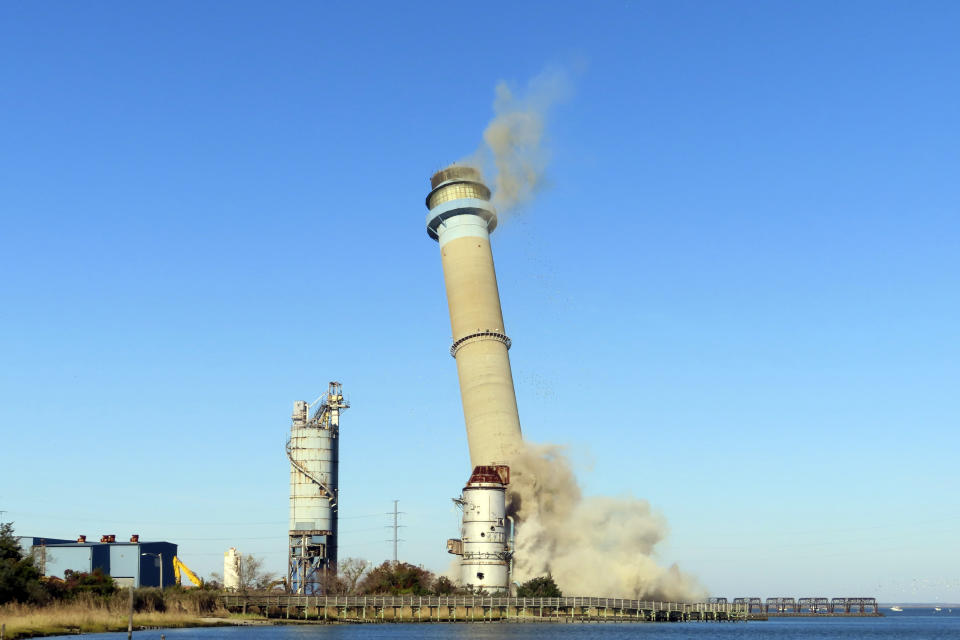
top-left (432, 575), bottom-right (457, 595)
top-left (61, 569), bottom-right (116, 598)
top-left (516, 575), bottom-right (562, 598)
top-left (356, 562), bottom-right (435, 595)
top-left (0, 523), bottom-right (47, 604)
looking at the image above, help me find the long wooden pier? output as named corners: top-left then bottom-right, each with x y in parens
top-left (220, 594), bottom-right (751, 622)
top-left (719, 596), bottom-right (882, 617)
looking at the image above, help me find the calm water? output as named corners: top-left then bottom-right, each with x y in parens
top-left (41, 611), bottom-right (960, 640)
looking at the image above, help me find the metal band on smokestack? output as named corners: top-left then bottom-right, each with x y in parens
top-left (426, 166), bottom-right (523, 468)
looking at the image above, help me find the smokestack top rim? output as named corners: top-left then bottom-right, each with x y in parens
top-left (425, 165), bottom-right (492, 210)
top-left (426, 177), bottom-right (490, 205)
top-left (425, 166), bottom-right (497, 240)
top-left (430, 165), bottom-right (484, 189)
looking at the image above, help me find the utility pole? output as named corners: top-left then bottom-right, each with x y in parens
top-left (126, 584), bottom-right (133, 639)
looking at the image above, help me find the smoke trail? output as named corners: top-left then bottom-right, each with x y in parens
top-left (466, 68), bottom-right (571, 213)
top-left (507, 443), bottom-right (705, 600)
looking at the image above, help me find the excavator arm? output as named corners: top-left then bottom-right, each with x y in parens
top-left (172, 556), bottom-right (204, 587)
top-left (266, 577), bottom-right (288, 591)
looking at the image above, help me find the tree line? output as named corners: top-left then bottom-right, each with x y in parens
top-left (2, 522), bottom-right (560, 604)
top-left (317, 558), bottom-right (562, 597)
top-left (1, 523), bottom-right (117, 605)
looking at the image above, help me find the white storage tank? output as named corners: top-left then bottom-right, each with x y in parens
top-left (223, 547), bottom-right (240, 591)
top-left (448, 465), bottom-right (512, 593)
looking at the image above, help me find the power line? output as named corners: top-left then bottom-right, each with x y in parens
top-left (172, 525), bottom-right (388, 542)
top-left (3, 510), bottom-right (390, 526)
top-left (186, 550), bottom-right (286, 556)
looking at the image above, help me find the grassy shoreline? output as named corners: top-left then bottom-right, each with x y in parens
top-left (0, 591), bottom-right (236, 640)
top-left (0, 606), bottom-right (231, 639)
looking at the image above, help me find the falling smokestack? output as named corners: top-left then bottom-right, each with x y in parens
top-left (425, 166), bottom-right (523, 468)
top-left (424, 76), bottom-right (705, 600)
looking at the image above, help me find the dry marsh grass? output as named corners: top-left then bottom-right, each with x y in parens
top-left (0, 591), bottom-right (228, 639)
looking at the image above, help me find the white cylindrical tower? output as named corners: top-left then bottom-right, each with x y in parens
top-left (287, 382), bottom-right (348, 594)
top-left (223, 548), bottom-right (240, 592)
top-left (448, 465), bottom-right (511, 592)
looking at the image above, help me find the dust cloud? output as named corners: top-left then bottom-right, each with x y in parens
top-left (506, 442), bottom-right (705, 600)
top-left (464, 68), bottom-right (571, 213)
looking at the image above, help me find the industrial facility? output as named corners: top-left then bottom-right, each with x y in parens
top-left (425, 166), bottom-right (521, 593)
top-left (287, 381), bottom-right (348, 594)
top-left (18, 535), bottom-right (180, 588)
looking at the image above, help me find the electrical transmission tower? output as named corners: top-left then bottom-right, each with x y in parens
top-left (386, 500), bottom-right (405, 564)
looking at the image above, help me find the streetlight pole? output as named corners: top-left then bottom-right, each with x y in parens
top-left (141, 552), bottom-right (163, 589)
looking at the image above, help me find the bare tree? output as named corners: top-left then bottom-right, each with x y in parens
top-left (236, 554), bottom-right (278, 591)
top-left (207, 572), bottom-right (224, 590)
top-left (338, 558), bottom-right (370, 594)
top-left (318, 571), bottom-right (347, 595)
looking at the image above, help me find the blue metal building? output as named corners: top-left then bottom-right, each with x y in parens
top-left (21, 536), bottom-right (178, 588)
top-left (17, 536), bottom-right (74, 548)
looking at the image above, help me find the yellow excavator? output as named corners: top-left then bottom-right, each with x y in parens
top-left (266, 577), bottom-right (288, 591)
top-left (172, 556), bottom-right (203, 587)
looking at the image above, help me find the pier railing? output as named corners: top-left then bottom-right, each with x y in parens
top-left (224, 594), bottom-right (729, 610)
top-left (220, 594), bottom-right (750, 621)
top-left (219, 593), bottom-right (882, 622)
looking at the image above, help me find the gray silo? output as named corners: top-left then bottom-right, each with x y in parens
top-left (287, 381), bottom-right (348, 594)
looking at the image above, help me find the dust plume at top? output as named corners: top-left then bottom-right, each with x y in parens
top-left (466, 68), bottom-right (572, 213)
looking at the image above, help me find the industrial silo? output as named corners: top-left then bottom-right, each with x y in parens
top-left (287, 382), bottom-right (348, 594)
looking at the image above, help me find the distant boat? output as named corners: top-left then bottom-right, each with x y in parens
top-left (934, 607), bottom-right (942, 612)
top-left (890, 606), bottom-right (903, 612)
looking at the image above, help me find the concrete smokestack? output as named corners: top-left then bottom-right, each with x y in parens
top-left (426, 166), bottom-right (523, 467)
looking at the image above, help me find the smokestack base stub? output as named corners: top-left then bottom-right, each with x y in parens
top-left (466, 465), bottom-right (510, 486)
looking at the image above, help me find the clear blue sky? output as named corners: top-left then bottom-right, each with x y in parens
top-left (2, 1), bottom-right (958, 602)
